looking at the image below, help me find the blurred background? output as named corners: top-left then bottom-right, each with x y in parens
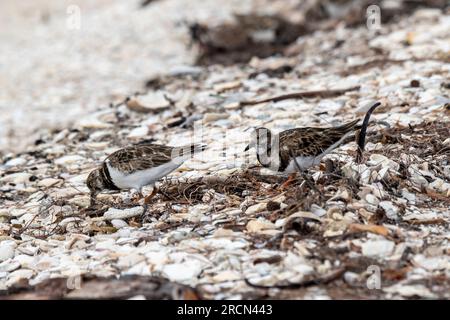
top-left (0, 0), bottom-right (236, 152)
top-left (0, 0), bottom-right (447, 153)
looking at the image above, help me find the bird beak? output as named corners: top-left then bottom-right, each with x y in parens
top-left (244, 144), bottom-right (250, 152)
top-left (89, 192), bottom-right (96, 208)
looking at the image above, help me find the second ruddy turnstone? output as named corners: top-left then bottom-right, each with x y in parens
top-left (244, 102), bottom-right (381, 174)
top-left (87, 143), bottom-right (206, 207)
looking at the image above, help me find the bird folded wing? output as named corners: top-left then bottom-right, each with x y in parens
top-left (106, 145), bottom-right (173, 174)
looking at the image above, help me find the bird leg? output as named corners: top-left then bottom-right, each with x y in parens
top-left (89, 193), bottom-right (97, 208)
top-left (289, 152), bottom-right (318, 192)
top-left (299, 170), bottom-right (318, 192)
top-left (88, 192), bottom-right (97, 208)
top-left (280, 173), bottom-right (297, 190)
top-left (144, 187), bottom-right (158, 205)
top-left (131, 191), bottom-right (144, 203)
top-left (142, 187), bottom-right (158, 213)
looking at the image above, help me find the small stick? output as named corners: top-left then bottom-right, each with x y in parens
top-left (240, 86), bottom-right (360, 106)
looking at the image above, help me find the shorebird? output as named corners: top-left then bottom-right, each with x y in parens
top-left (245, 102), bottom-right (381, 185)
top-left (87, 143), bottom-right (206, 207)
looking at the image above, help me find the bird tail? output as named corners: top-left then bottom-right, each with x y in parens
top-left (172, 143), bottom-right (207, 159)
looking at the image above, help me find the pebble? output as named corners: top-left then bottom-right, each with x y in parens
top-left (68, 195), bottom-right (91, 208)
top-left (428, 178), bottom-right (450, 193)
top-left (103, 207), bottom-right (144, 220)
top-left (245, 203), bottom-right (267, 215)
top-left (379, 201), bottom-right (400, 220)
top-left (6, 269), bottom-right (34, 287)
top-left (0, 172), bottom-right (32, 184)
top-left (361, 239), bottom-right (395, 258)
top-left (0, 210), bottom-right (11, 223)
top-left (4, 157), bottom-right (27, 167)
top-left (213, 80), bottom-right (241, 93)
top-left (409, 170), bottom-right (429, 188)
top-left (0, 260), bottom-right (20, 273)
top-left (310, 204), bottom-right (327, 217)
top-left (365, 194), bottom-right (380, 206)
top-left (55, 155), bottom-right (85, 165)
top-left (78, 114), bottom-right (113, 129)
top-left (37, 178), bottom-right (62, 188)
top-left (128, 126), bottom-right (149, 138)
top-left (413, 255), bottom-right (449, 271)
top-left (111, 219), bottom-right (129, 229)
top-left (246, 219), bottom-right (277, 234)
top-left (203, 113), bottom-right (230, 123)
top-left (368, 154), bottom-right (400, 171)
top-left (162, 260), bottom-right (204, 282)
top-left (60, 217), bottom-right (83, 228)
top-left (384, 284), bottom-right (436, 299)
top-left (0, 241), bottom-right (16, 262)
top-left (343, 271), bottom-right (360, 286)
top-left (132, 92), bottom-right (170, 111)
top-left (401, 189), bottom-right (416, 204)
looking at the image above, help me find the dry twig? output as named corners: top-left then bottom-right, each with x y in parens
top-left (240, 86), bottom-right (360, 106)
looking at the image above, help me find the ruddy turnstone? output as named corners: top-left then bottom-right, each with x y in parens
top-left (245, 102), bottom-right (381, 174)
top-left (87, 143), bottom-right (206, 207)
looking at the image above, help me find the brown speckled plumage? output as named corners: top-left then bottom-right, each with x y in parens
top-left (105, 144), bottom-right (203, 174)
top-left (248, 119), bottom-right (361, 172)
top-left (278, 119), bottom-right (360, 170)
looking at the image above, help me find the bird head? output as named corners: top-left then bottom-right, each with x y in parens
top-left (86, 168), bottom-right (105, 206)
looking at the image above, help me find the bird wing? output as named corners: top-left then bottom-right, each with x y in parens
top-left (279, 119), bottom-right (360, 159)
top-left (105, 144), bottom-right (174, 174)
top-left (279, 128), bottom-right (331, 159)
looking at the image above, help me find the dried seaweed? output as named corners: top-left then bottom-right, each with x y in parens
top-left (159, 172), bottom-right (265, 205)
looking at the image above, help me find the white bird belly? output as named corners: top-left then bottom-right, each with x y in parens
top-left (107, 161), bottom-right (181, 190)
top-left (284, 156), bottom-right (319, 173)
top-left (283, 131), bottom-right (354, 173)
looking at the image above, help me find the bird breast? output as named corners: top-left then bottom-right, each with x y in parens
top-left (106, 161), bottom-right (182, 190)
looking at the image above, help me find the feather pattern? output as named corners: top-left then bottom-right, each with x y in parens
top-left (106, 143), bottom-right (206, 175)
top-left (86, 143), bottom-right (206, 197)
top-left (253, 119), bottom-right (361, 172)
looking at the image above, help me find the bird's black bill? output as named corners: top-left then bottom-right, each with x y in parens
top-left (89, 193), bottom-right (96, 207)
top-left (244, 145), bottom-right (250, 152)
